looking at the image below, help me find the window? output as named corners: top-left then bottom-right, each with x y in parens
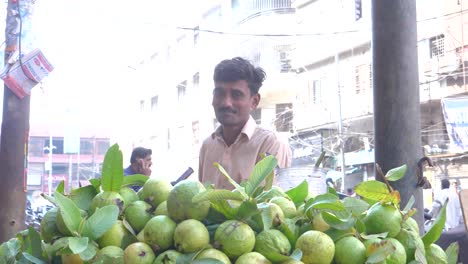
top-left (309, 80), bottom-right (322, 104)
top-left (430, 35), bottom-right (445, 58)
top-left (151, 96), bottom-right (159, 112)
top-left (80, 139), bottom-right (93, 155)
top-left (355, 64), bottom-right (372, 94)
top-left (52, 164), bottom-right (69, 174)
top-left (29, 137), bottom-right (44, 157)
top-left (177, 81), bottom-right (187, 102)
top-left (251, 108), bottom-right (262, 124)
top-left (44, 138), bottom-right (64, 154)
top-left (97, 140), bottom-right (110, 155)
top-left (275, 103), bottom-right (293, 132)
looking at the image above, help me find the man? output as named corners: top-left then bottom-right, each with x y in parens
top-left (124, 147), bottom-right (152, 191)
top-left (199, 57), bottom-right (292, 189)
top-left (432, 178), bottom-right (462, 230)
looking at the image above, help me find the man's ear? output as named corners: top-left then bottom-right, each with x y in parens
top-left (251, 93), bottom-right (261, 110)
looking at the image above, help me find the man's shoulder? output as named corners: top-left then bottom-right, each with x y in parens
top-left (252, 126), bottom-right (285, 142)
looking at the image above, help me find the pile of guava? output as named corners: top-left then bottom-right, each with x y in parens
top-left (0, 144), bottom-right (459, 264)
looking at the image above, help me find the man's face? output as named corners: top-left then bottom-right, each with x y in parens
top-left (212, 80), bottom-right (260, 127)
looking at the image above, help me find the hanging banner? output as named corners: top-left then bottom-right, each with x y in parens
top-left (441, 97), bottom-right (468, 152)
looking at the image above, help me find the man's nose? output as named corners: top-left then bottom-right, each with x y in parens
top-left (220, 95), bottom-right (233, 107)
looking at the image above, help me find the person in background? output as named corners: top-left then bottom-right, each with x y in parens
top-left (124, 147), bottom-right (152, 191)
top-left (432, 178), bottom-right (462, 230)
top-left (199, 57), bottom-right (292, 190)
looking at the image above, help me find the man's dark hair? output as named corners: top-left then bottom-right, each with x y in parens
top-left (130, 147), bottom-right (152, 164)
top-left (213, 57), bottom-right (266, 95)
top-left (441, 178), bottom-right (450, 189)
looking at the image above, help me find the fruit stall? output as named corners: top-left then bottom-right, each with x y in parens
top-left (0, 144), bottom-right (460, 263)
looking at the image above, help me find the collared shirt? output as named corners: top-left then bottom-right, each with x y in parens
top-left (123, 165), bottom-right (141, 192)
top-left (198, 116), bottom-right (292, 190)
top-left (433, 188), bottom-right (462, 230)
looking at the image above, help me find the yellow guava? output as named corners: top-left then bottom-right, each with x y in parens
top-left (166, 180), bottom-right (210, 222)
top-left (295, 230), bottom-right (335, 264)
top-left (214, 220), bottom-right (255, 259)
top-left (173, 219), bottom-right (210, 253)
top-left (235, 252), bottom-right (272, 264)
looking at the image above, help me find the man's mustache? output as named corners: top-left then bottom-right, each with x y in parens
top-left (218, 107), bottom-right (237, 114)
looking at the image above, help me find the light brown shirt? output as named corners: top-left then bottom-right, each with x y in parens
top-left (198, 116), bottom-right (292, 189)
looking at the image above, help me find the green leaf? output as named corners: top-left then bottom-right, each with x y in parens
top-left (192, 189), bottom-right (245, 203)
top-left (56, 181), bottom-right (65, 194)
top-left (306, 193), bottom-right (345, 211)
top-left (422, 200), bottom-right (447, 247)
top-left (40, 193), bottom-right (56, 205)
top-left (81, 205), bottom-right (119, 241)
top-left (245, 155), bottom-right (278, 196)
top-left (366, 239), bottom-right (396, 263)
top-left (321, 211), bottom-right (355, 230)
top-left (385, 164), bottom-right (407, 181)
top-left (445, 242), bottom-right (459, 264)
top-left (401, 195), bottom-right (415, 214)
top-left (68, 237), bottom-right (88, 254)
top-left (356, 218), bottom-right (366, 234)
top-left (285, 180), bottom-right (308, 206)
top-left (69, 185), bottom-right (98, 212)
top-left (26, 226), bottom-right (42, 259)
top-left (55, 191), bottom-right (82, 236)
top-left (21, 252), bottom-right (46, 264)
top-left (89, 178), bottom-right (101, 192)
top-left (354, 180), bottom-right (390, 201)
top-left (211, 200), bottom-right (239, 219)
top-left (0, 238), bottom-right (21, 262)
top-left (279, 219), bottom-right (299, 246)
top-left (343, 197), bottom-right (369, 216)
top-left (78, 242), bottom-right (98, 261)
top-left (101, 143), bottom-right (124, 192)
top-left (121, 174), bottom-right (149, 187)
top-left (213, 162), bottom-right (247, 197)
top-left (258, 203), bottom-right (274, 230)
top-left (328, 186), bottom-right (338, 196)
top-left (324, 229), bottom-right (354, 242)
top-left (415, 241), bottom-right (428, 264)
top-left (237, 201), bottom-right (259, 220)
top-left (255, 188), bottom-right (289, 202)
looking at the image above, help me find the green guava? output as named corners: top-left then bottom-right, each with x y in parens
top-left (395, 228), bottom-right (425, 262)
top-left (334, 236), bottom-right (366, 264)
top-left (254, 229), bottom-right (291, 262)
top-left (234, 252), bottom-right (272, 264)
top-left (139, 179), bottom-right (173, 208)
top-left (153, 250), bottom-right (182, 264)
top-left (295, 230), bottom-right (335, 264)
top-left (214, 220), bottom-right (255, 258)
top-left (258, 202), bottom-right (285, 227)
top-left (402, 217), bottom-right (419, 234)
top-left (167, 180), bottom-right (210, 222)
top-left (270, 196), bottom-right (297, 218)
top-left (93, 246), bottom-right (124, 264)
top-left (40, 207), bottom-right (61, 243)
top-left (61, 254), bottom-right (83, 264)
top-left (154, 201), bottom-right (168, 216)
top-left (364, 203), bottom-right (402, 238)
top-left (124, 200), bottom-right (153, 233)
top-left (120, 187), bottom-right (139, 206)
top-left (173, 219), bottom-right (210, 253)
top-left (90, 191), bottom-right (124, 215)
top-left (426, 243), bottom-right (447, 264)
top-left (364, 237), bottom-right (406, 264)
top-left (97, 220), bottom-right (136, 249)
top-left (282, 260), bottom-right (305, 264)
top-left (195, 248), bottom-right (231, 264)
top-left (144, 215), bottom-right (177, 253)
top-left (311, 212), bottom-right (330, 232)
top-left (123, 242), bottom-right (155, 264)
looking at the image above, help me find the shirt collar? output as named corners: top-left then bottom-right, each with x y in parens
top-left (212, 115), bottom-right (256, 140)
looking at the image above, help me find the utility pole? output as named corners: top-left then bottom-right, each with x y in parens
top-left (372, 0), bottom-right (424, 233)
top-left (0, 0), bottom-right (35, 242)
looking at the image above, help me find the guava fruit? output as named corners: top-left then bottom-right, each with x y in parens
top-left (173, 219), bottom-right (210, 253)
top-left (144, 215), bottom-right (176, 253)
top-left (364, 237), bottom-right (406, 264)
top-left (196, 248), bottom-right (231, 264)
top-left (426, 243), bottom-right (447, 264)
top-left (97, 220), bottom-right (136, 249)
top-left (295, 230), bottom-right (335, 264)
top-left (120, 187), bottom-right (139, 205)
top-left (363, 203), bottom-right (402, 238)
top-left (282, 260), bottom-right (305, 264)
top-left (270, 196), bottom-right (297, 218)
top-left (139, 178), bottom-right (173, 208)
top-left (90, 191), bottom-right (124, 214)
top-left (154, 201), bottom-right (168, 216)
top-left (153, 250), bottom-right (182, 264)
top-left (124, 200), bottom-right (153, 233)
top-left (334, 236), bottom-right (366, 264)
top-left (235, 252), bottom-right (272, 264)
top-left (259, 202), bottom-right (285, 227)
top-left (124, 242), bottom-right (155, 264)
top-left (93, 246), bottom-right (124, 264)
top-left (214, 220), bottom-right (255, 258)
top-left (61, 254), bottom-right (83, 264)
top-left (254, 229), bottom-right (291, 262)
top-left (136, 229), bottom-right (145, 242)
top-left (167, 180), bottom-right (210, 222)
top-left (40, 207), bottom-right (61, 243)
top-left (395, 228), bottom-right (425, 262)
top-left (311, 212), bottom-right (330, 232)
top-left (402, 217), bottom-right (419, 234)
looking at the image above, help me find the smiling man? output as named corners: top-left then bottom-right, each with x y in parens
top-left (198, 57), bottom-right (292, 189)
